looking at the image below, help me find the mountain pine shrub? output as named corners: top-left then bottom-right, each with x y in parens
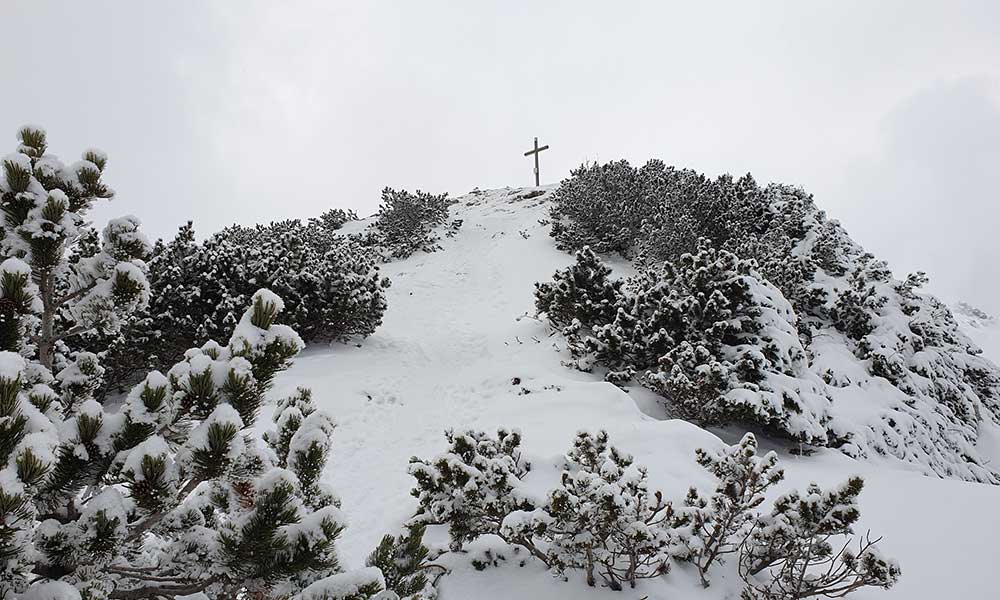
top-left (90, 217), bottom-right (390, 397)
top-left (678, 433), bottom-right (784, 587)
top-left (536, 240), bottom-right (833, 442)
top-left (408, 428), bottom-right (534, 552)
top-left (366, 524), bottom-right (443, 599)
top-left (362, 188), bottom-right (451, 260)
top-left (739, 477), bottom-right (901, 599)
top-left (534, 246), bottom-right (621, 330)
top-left (411, 430), bottom-right (898, 598)
top-left (507, 430), bottom-right (680, 590)
top-left (544, 158), bottom-right (1000, 481)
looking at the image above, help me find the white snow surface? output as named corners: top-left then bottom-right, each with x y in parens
top-left (18, 581), bottom-right (81, 600)
top-left (957, 309), bottom-right (1000, 364)
top-left (0, 350), bottom-right (26, 381)
top-left (267, 187), bottom-right (998, 599)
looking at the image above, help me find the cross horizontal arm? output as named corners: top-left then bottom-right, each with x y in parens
top-left (523, 145), bottom-right (550, 156)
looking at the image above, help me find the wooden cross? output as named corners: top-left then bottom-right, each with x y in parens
top-left (523, 137), bottom-right (549, 187)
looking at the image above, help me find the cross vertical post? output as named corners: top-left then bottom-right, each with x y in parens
top-left (523, 137), bottom-right (550, 187)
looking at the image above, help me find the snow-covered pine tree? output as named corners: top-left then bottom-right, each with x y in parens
top-left (0, 126), bottom-right (151, 400)
top-left (548, 160), bottom-right (645, 255)
top-left (535, 238), bottom-right (832, 442)
top-left (731, 182), bottom-right (1000, 481)
top-left (550, 159), bottom-right (775, 265)
top-left (639, 241), bottom-right (831, 441)
top-left (238, 220), bottom-right (390, 344)
top-left (720, 185), bottom-right (827, 330)
top-left (408, 428), bottom-right (534, 552)
top-left (510, 430), bottom-right (679, 590)
top-left (573, 267), bottom-right (686, 380)
top-left (300, 234), bottom-right (390, 343)
top-left (830, 254), bottom-right (892, 344)
top-left (1, 288), bottom-right (389, 599)
top-left (534, 245), bottom-right (622, 331)
top-left (679, 433), bottom-right (784, 586)
top-left (309, 208), bottom-right (359, 232)
top-left (739, 477), bottom-right (900, 599)
top-left (638, 172), bottom-right (762, 266)
top-left (364, 188), bottom-right (450, 260)
top-left (263, 387), bottom-right (338, 511)
top-left (414, 428), bottom-right (899, 597)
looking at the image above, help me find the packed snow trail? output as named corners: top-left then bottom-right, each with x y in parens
top-left (271, 187), bottom-right (1000, 600)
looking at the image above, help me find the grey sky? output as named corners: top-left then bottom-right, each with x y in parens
top-left (2, 1), bottom-right (999, 312)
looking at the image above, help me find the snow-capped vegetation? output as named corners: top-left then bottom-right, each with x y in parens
top-left (542, 160), bottom-right (1000, 484)
top-left (3, 128), bottom-right (998, 600)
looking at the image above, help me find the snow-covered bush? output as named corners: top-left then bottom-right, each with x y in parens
top-left (505, 431), bottom-right (681, 590)
top-left (0, 289), bottom-right (390, 599)
top-left (684, 435), bottom-right (898, 598)
top-left (362, 188), bottom-right (451, 260)
top-left (414, 430), bottom-right (897, 597)
top-left (739, 477), bottom-right (901, 599)
top-left (310, 208), bottom-right (359, 232)
top-left (231, 220), bottom-right (391, 343)
top-left (92, 217), bottom-right (390, 396)
top-left (408, 428), bottom-right (533, 550)
top-left (642, 242), bottom-right (833, 442)
top-left (550, 160), bottom-right (764, 261)
top-left (545, 158), bottom-right (1000, 482)
top-left (678, 433), bottom-right (784, 586)
top-left (411, 429), bottom-right (681, 589)
top-left (534, 245), bottom-right (621, 330)
top-left (0, 126), bottom-right (150, 392)
top-left (548, 160), bottom-right (648, 255)
top-left (537, 241), bottom-right (833, 443)
top-left (755, 185), bottom-right (1000, 482)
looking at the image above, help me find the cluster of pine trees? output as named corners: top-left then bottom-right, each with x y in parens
top-left (0, 127), bottom-right (435, 600)
top-left (536, 244), bottom-right (833, 444)
top-left (409, 429), bottom-right (899, 598)
top-left (87, 214), bottom-right (391, 397)
top-left (541, 160), bottom-right (1000, 482)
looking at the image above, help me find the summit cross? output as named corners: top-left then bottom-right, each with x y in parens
top-left (523, 137), bottom-right (549, 187)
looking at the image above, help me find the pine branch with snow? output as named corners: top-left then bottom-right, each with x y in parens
top-left (366, 524), bottom-right (442, 599)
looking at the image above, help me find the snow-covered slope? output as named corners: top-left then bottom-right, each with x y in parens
top-left (270, 187), bottom-right (998, 599)
top-left (956, 308), bottom-right (1000, 363)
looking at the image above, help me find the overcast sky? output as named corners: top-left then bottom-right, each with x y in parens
top-left (2, 1), bottom-right (999, 312)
